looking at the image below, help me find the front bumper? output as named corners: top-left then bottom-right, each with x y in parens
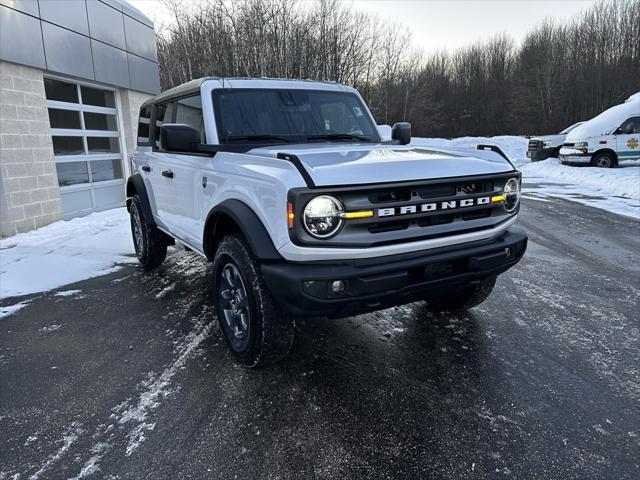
top-left (527, 147), bottom-right (556, 161)
top-left (559, 148), bottom-right (592, 165)
top-left (261, 227), bottom-right (527, 318)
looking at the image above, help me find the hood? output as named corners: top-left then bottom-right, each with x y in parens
top-left (530, 134), bottom-right (565, 144)
top-left (248, 143), bottom-right (515, 187)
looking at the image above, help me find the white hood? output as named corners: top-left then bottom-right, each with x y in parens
top-left (249, 144), bottom-right (515, 187)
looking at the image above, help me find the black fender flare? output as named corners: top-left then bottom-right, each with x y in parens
top-left (204, 199), bottom-right (282, 261)
top-left (126, 174), bottom-right (156, 226)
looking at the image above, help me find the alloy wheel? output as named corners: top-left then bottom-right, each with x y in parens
top-left (218, 262), bottom-right (251, 350)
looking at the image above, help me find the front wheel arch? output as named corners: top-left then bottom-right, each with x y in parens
top-left (203, 199), bottom-right (282, 262)
top-left (591, 149), bottom-right (618, 168)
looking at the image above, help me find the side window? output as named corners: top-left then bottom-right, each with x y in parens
top-left (176, 95), bottom-right (205, 143)
top-left (154, 101), bottom-right (174, 148)
top-left (137, 105), bottom-right (151, 146)
top-left (619, 116), bottom-right (640, 135)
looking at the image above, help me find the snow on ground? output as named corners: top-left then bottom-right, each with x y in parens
top-left (412, 136), bottom-right (640, 219)
top-left (0, 208), bottom-right (134, 300)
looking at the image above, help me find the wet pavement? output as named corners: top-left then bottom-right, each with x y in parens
top-left (1, 196), bottom-right (639, 479)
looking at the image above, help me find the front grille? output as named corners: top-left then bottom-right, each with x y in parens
top-left (289, 173), bottom-right (518, 248)
top-left (528, 139), bottom-right (543, 151)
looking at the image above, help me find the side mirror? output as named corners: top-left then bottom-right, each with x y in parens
top-left (391, 122), bottom-right (411, 145)
top-left (160, 124), bottom-right (200, 152)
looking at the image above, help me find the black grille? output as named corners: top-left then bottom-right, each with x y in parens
top-left (288, 172), bottom-right (519, 248)
top-left (528, 139), bottom-right (543, 151)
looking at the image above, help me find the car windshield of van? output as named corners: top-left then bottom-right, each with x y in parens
top-left (559, 122), bottom-right (583, 134)
top-left (212, 89), bottom-right (380, 145)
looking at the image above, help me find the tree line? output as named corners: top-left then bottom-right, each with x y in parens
top-left (157, 0), bottom-right (640, 137)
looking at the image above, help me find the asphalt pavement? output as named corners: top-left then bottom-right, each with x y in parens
top-left (1, 194), bottom-right (639, 480)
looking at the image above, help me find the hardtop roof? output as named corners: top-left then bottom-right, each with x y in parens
top-left (141, 77), bottom-right (353, 107)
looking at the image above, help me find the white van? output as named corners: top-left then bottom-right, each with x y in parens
top-left (559, 92), bottom-right (640, 168)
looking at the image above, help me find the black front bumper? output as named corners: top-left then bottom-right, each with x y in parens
top-left (261, 227), bottom-right (527, 318)
top-left (527, 147), bottom-right (556, 161)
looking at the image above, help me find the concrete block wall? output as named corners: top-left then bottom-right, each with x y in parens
top-left (119, 88), bottom-right (152, 167)
top-left (0, 60), bottom-right (63, 237)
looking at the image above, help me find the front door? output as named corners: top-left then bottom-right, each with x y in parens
top-left (615, 116), bottom-right (640, 162)
top-left (148, 96), bottom-right (206, 248)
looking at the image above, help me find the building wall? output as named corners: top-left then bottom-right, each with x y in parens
top-left (0, 61), bottom-right (63, 236)
top-left (119, 88), bottom-right (152, 162)
top-left (0, 0), bottom-right (160, 95)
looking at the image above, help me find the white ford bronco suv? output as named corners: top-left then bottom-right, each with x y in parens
top-left (127, 78), bottom-right (527, 366)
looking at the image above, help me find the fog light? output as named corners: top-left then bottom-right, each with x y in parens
top-left (330, 280), bottom-right (346, 295)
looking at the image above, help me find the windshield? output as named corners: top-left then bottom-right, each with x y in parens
top-left (559, 122), bottom-right (583, 134)
top-left (212, 89), bottom-right (380, 144)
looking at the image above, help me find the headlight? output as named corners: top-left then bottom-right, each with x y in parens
top-left (574, 142), bottom-right (588, 148)
top-left (303, 195), bottom-right (344, 238)
top-left (503, 178), bottom-right (520, 212)
top-left (542, 141), bottom-right (551, 147)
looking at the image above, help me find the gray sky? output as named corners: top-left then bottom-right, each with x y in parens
top-left (130, 0), bottom-right (598, 53)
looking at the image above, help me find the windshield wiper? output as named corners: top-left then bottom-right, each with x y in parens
top-left (305, 133), bottom-right (374, 143)
top-left (224, 135), bottom-right (292, 143)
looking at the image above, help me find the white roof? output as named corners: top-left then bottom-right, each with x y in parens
top-left (566, 93), bottom-right (640, 140)
top-left (149, 77), bottom-right (354, 105)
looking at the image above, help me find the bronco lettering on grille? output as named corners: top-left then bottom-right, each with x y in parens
top-left (378, 196), bottom-right (491, 217)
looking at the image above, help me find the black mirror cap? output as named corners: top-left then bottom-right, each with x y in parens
top-left (391, 122), bottom-right (411, 145)
top-left (160, 124), bottom-right (200, 152)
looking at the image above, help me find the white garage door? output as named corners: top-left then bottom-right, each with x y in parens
top-left (44, 77), bottom-right (125, 219)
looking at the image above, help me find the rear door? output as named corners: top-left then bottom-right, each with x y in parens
top-left (615, 116), bottom-right (640, 161)
top-left (146, 101), bottom-right (175, 230)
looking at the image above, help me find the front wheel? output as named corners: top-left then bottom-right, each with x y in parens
top-left (591, 152), bottom-right (615, 168)
top-left (213, 235), bottom-right (294, 367)
top-left (425, 277), bottom-right (497, 311)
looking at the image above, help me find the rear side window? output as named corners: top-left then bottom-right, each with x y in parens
top-left (154, 102), bottom-right (175, 148)
top-left (137, 105), bottom-right (151, 146)
top-left (176, 95), bottom-right (204, 143)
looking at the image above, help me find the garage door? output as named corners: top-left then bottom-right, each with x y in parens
top-left (44, 77), bottom-right (125, 219)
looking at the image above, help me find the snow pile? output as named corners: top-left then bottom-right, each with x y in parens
top-left (411, 136), bottom-right (529, 166)
top-left (521, 158), bottom-right (640, 199)
top-left (0, 208), bottom-right (134, 299)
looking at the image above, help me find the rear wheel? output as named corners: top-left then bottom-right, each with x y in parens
top-left (591, 152), bottom-right (615, 168)
top-left (129, 195), bottom-right (168, 270)
top-left (213, 235), bottom-right (294, 367)
top-left (425, 277), bottom-right (496, 311)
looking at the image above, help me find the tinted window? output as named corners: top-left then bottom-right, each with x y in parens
top-left (176, 95), bottom-right (204, 142)
top-left (44, 78), bottom-right (78, 103)
top-left (56, 162), bottom-right (89, 186)
top-left (52, 136), bottom-right (84, 156)
top-left (84, 112), bottom-right (117, 131)
top-left (48, 109), bottom-right (81, 129)
top-left (137, 105), bottom-right (151, 146)
top-left (87, 137), bottom-right (120, 154)
top-left (154, 102), bottom-right (174, 148)
top-left (80, 86), bottom-right (115, 108)
top-left (212, 89), bottom-right (379, 144)
top-left (90, 159), bottom-right (123, 182)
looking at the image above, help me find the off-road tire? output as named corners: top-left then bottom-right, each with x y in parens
top-left (591, 152), bottom-right (615, 168)
top-left (129, 195), bottom-right (168, 270)
top-left (213, 235), bottom-right (295, 367)
top-left (426, 277), bottom-right (497, 311)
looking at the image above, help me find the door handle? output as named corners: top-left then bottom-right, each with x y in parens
top-left (141, 164), bottom-right (151, 172)
top-left (162, 169), bottom-right (174, 179)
